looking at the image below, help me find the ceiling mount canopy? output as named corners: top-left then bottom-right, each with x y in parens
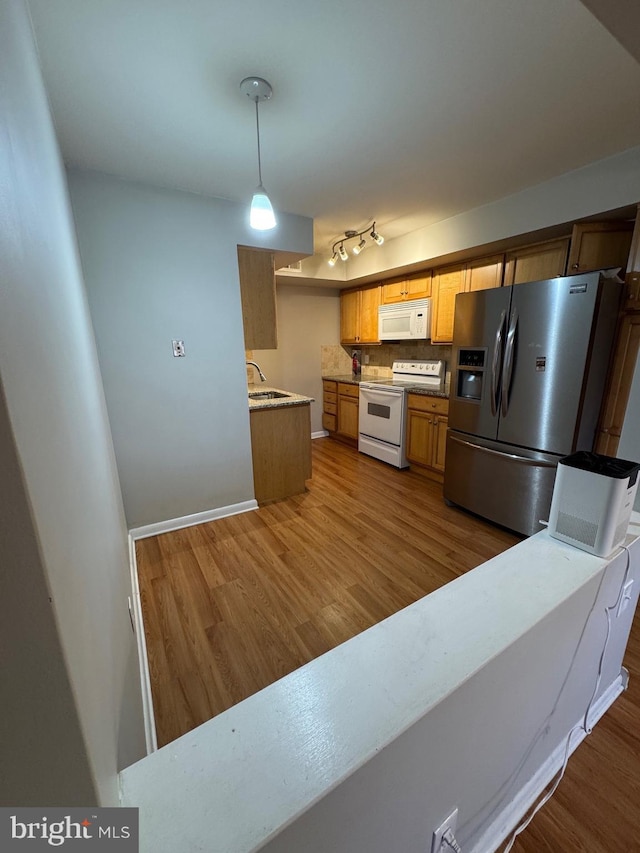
top-left (328, 222), bottom-right (384, 266)
top-left (240, 76), bottom-right (276, 231)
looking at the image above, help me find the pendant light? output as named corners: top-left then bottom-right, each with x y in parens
top-left (240, 76), bottom-right (276, 231)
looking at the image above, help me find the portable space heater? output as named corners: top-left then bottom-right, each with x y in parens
top-left (548, 451), bottom-right (640, 557)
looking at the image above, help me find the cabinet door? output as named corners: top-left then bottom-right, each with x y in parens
top-left (595, 313), bottom-right (640, 456)
top-left (567, 221), bottom-right (634, 275)
top-left (503, 239), bottom-right (569, 286)
top-left (337, 395), bottom-right (359, 439)
top-left (406, 274), bottom-right (432, 299)
top-left (381, 280), bottom-right (406, 304)
top-left (359, 285), bottom-right (381, 343)
top-left (237, 247), bottom-right (277, 349)
top-left (431, 265), bottom-right (465, 343)
top-left (340, 289), bottom-right (360, 344)
top-left (406, 409), bottom-right (434, 466)
top-left (432, 416), bottom-right (448, 472)
top-left (465, 255), bottom-right (504, 291)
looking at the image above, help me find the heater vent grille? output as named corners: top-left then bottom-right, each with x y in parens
top-left (556, 511), bottom-right (598, 546)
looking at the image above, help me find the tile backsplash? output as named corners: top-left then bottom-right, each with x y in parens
top-left (322, 343), bottom-right (452, 389)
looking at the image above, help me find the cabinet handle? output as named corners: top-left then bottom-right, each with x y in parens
top-left (572, 263), bottom-right (579, 270)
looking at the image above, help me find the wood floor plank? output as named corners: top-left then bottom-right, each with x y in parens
top-left (136, 437), bottom-right (640, 850)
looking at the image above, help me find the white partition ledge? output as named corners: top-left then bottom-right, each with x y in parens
top-left (120, 515), bottom-right (640, 853)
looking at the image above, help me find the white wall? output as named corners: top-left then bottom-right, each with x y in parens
top-left (0, 0), bottom-right (145, 805)
top-left (67, 171), bottom-right (313, 529)
top-left (254, 284), bottom-right (341, 433)
top-left (291, 145), bottom-right (640, 283)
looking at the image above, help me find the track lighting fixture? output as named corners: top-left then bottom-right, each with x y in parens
top-left (327, 222), bottom-right (384, 265)
top-left (240, 76), bottom-right (276, 231)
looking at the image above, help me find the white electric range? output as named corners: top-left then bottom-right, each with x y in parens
top-left (358, 360), bottom-right (446, 468)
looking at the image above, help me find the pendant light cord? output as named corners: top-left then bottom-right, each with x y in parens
top-left (254, 98), bottom-right (263, 187)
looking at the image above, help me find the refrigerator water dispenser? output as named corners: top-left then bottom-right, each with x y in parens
top-left (548, 451), bottom-right (640, 557)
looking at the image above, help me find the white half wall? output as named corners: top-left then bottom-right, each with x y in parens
top-left (0, 0), bottom-right (145, 805)
top-left (120, 525), bottom-right (640, 852)
top-left (67, 171), bottom-right (313, 529)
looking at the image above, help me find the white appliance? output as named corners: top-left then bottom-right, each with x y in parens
top-left (378, 299), bottom-right (431, 341)
top-left (548, 452), bottom-right (640, 557)
top-left (359, 360), bottom-right (445, 468)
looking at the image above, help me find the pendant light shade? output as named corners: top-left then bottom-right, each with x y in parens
top-left (241, 77), bottom-right (277, 231)
top-left (250, 185), bottom-right (276, 230)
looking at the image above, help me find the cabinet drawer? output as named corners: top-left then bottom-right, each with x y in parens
top-left (407, 394), bottom-right (449, 415)
top-left (323, 380), bottom-right (338, 394)
top-left (322, 412), bottom-right (337, 432)
top-left (323, 391), bottom-right (337, 406)
top-left (337, 382), bottom-right (359, 398)
top-left (323, 401), bottom-right (337, 416)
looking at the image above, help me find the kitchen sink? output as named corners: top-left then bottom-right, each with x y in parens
top-left (248, 391), bottom-right (290, 401)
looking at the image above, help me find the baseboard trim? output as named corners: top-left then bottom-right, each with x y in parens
top-left (312, 430), bottom-right (329, 439)
top-left (128, 535), bottom-right (157, 755)
top-left (469, 671), bottom-right (627, 853)
top-left (128, 499), bottom-right (259, 541)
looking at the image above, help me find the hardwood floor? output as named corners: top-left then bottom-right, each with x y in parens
top-left (136, 437), bottom-right (640, 851)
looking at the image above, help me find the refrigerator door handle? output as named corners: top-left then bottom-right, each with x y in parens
top-left (490, 309), bottom-right (507, 416)
top-left (501, 308), bottom-right (518, 417)
top-left (448, 433), bottom-right (558, 467)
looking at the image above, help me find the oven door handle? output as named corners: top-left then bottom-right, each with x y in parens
top-left (360, 387), bottom-right (404, 400)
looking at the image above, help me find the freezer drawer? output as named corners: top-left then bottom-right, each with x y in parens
top-left (443, 430), bottom-right (560, 536)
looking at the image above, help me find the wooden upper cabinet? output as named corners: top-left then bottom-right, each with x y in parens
top-left (340, 289), bottom-right (360, 344)
top-left (464, 254), bottom-right (504, 292)
top-left (567, 221), bottom-right (634, 276)
top-left (381, 274), bottom-right (432, 304)
top-left (431, 265), bottom-right (465, 343)
top-left (503, 238), bottom-right (570, 286)
top-left (237, 247), bottom-right (277, 349)
top-left (340, 285), bottom-right (381, 344)
top-left (359, 285), bottom-right (382, 343)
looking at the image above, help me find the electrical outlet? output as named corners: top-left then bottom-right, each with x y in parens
top-left (431, 807), bottom-right (458, 853)
top-left (172, 339), bottom-right (185, 357)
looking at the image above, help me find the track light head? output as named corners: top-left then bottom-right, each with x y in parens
top-left (352, 237), bottom-right (366, 255)
top-left (328, 252), bottom-right (338, 267)
top-left (339, 243), bottom-right (349, 262)
top-left (370, 224), bottom-right (384, 245)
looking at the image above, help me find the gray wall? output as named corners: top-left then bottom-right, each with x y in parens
top-left (68, 171), bottom-right (313, 529)
top-left (0, 0), bottom-right (145, 805)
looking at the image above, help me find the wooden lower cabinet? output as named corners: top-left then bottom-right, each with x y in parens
top-left (322, 379), bottom-right (359, 442)
top-left (406, 394), bottom-right (449, 479)
top-left (337, 382), bottom-right (359, 440)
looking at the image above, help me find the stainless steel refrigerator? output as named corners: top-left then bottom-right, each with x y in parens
top-left (444, 272), bottom-right (622, 536)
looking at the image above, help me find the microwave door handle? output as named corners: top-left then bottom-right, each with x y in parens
top-left (490, 309), bottom-right (506, 416)
top-left (501, 308), bottom-right (518, 417)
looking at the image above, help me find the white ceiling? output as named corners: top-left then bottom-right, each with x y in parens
top-left (27, 0), bottom-right (640, 258)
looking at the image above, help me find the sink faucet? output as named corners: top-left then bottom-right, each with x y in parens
top-left (246, 360), bottom-right (267, 383)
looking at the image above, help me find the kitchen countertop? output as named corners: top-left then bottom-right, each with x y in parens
top-left (322, 374), bottom-right (449, 399)
top-left (248, 385), bottom-right (314, 410)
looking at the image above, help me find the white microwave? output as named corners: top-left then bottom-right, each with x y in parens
top-left (378, 298), bottom-right (431, 341)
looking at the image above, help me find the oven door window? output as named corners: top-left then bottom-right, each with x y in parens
top-left (367, 401), bottom-right (391, 419)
